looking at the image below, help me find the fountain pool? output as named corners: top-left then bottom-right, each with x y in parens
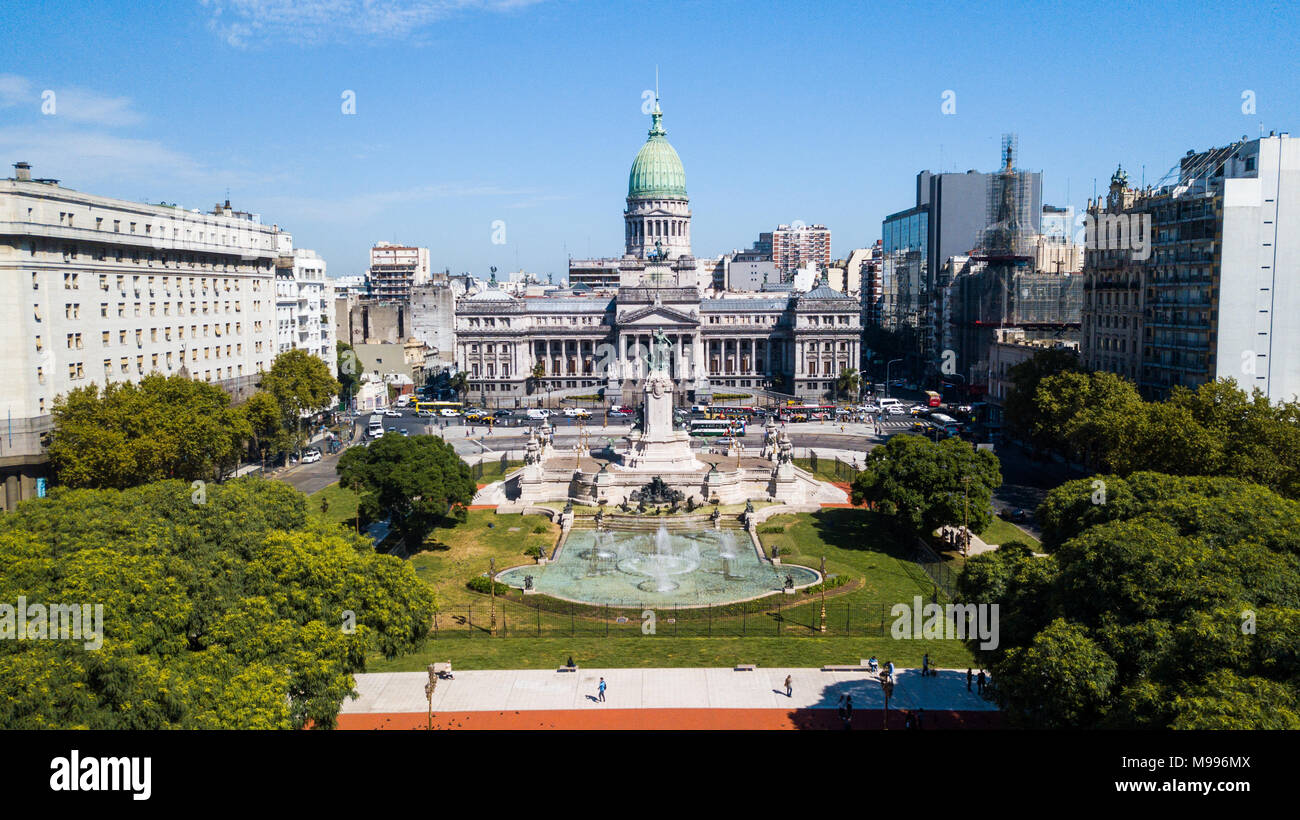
top-left (497, 525), bottom-right (820, 608)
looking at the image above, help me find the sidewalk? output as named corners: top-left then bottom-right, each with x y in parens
top-left (341, 666), bottom-right (997, 730)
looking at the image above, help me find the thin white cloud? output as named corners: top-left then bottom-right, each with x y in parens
top-left (0, 74), bottom-right (32, 107)
top-left (52, 89), bottom-right (143, 127)
top-left (0, 75), bottom-right (142, 126)
top-left (201, 0), bottom-right (546, 48)
top-left (0, 126), bottom-right (263, 192)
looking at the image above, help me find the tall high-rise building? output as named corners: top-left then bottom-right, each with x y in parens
top-left (772, 224), bottom-right (831, 275)
top-left (1083, 133), bottom-right (1300, 402)
top-left (366, 242), bottom-right (430, 300)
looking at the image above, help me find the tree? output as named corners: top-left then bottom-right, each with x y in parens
top-left (835, 367), bottom-right (861, 402)
top-left (0, 478), bottom-right (435, 729)
top-left (449, 371), bottom-right (470, 398)
top-left (849, 435), bottom-right (1001, 539)
top-left (336, 434), bottom-right (476, 553)
top-left (995, 619), bottom-right (1118, 728)
top-left (1001, 347), bottom-right (1082, 450)
top-left (244, 390), bottom-right (286, 466)
top-left (49, 375), bottom-right (250, 489)
top-left (962, 472), bottom-right (1300, 729)
top-left (336, 341), bottom-right (363, 406)
top-left (260, 349), bottom-right (341, 454)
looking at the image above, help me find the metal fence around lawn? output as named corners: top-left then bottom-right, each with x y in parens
top-left (426, 597), bottom-right (949, 640)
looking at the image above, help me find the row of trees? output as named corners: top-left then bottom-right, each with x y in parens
top-left (50, 349), bottom-right (341, 489)
top-left (1003, 351), bottom-right (1300, 499)
top-left (957, 472), bottom-right (1300, 728)
top-left (0, 478), bottom-right (435, 729)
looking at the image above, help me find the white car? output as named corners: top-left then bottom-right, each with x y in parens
top-left (384, 409), bottom-right (401, 417)
top-left (887, 404), bottom-right (907, 415)
top-left (860, 404), bottom-right (881, 415)
top-left (301, 449), bottom-right (322, 464)
top-left (563, 407), bottom-right (591, 418)
top-left (439, 408), bottom-right (460, 417)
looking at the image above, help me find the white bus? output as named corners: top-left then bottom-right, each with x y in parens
top-left (367, 413), bottom-right (384, 437)
top-left (690, 418), bottom-right (745, 437)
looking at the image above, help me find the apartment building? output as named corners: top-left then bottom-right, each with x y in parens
top-left (0, 162), bottom-right (283, 508)
top-left (274, 244), bottom-right (336, 375)
top-left (1083, 134), bottom-right (1300, 401)
top-left (366, 242), bottom-right (430, 300)
top-left (772, 223), bottom-right (831, 275)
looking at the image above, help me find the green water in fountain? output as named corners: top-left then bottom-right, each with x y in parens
top-left (497, 524), bottom-right (820, 608)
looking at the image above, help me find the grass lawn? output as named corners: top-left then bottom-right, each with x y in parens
top-left (793, 458), bottom-right (858, 484)
top-left (367, 635), bottom-right (975, 672)
top-left (409, 509), bottom-right (559, 609)
top-left (307, 483), bottom-right (361, 530)
top-left (978, 517), bottom-right (1041, 550)
top-left (365, 506), bottom-right (976, 671)
top-left (473, 460), bottom-right (523, 482)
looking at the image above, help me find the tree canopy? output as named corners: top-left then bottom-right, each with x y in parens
top-left (957, 472), bottom-right (1300, 729)
top-left (49, 374), bottom-right (250, 489)
top-left (0, 478), bottom-right (435, 729)
top-left (850, 434), bottom-right (1001, 539)
top-left (336, 434), bottom-right (476, 552)
top-left (1008, 373), bottom-right (1300, 499)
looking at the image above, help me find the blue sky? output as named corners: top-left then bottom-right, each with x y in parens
top-left (1, 0), bottom-right (1296, 279)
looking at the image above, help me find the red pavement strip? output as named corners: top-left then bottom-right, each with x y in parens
top-left (336, 708), bottom-right (1002, 730)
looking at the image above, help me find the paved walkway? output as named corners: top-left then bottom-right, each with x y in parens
top-left (340, 666), bottom-right (997, 729)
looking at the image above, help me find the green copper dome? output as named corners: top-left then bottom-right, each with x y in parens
top-left (627, 101), bottom-right (687, 200)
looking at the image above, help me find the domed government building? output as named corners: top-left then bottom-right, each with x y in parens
top-left (455, 99), bottom-right (860, 407)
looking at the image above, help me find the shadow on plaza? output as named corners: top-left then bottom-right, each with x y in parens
top-left (785, 673), bottom-right (1003, 731)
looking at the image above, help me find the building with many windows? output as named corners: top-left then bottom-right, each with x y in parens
top-left (366, 242), bottom-right (429, 300)
top-left (0, 162), bottom-right (289, 508)
top-left (457, 103), bottom-right (861, 407)
top-left (274, 243), bottom-right (336, 374)
top-left (1083, 134), bottom-right (1300, 402)
top-left (772, 223), bottom-right (831, 275)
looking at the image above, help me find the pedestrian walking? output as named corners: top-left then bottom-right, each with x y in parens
top-left (597, 677), bottom-right (606, 703)
top-left (844, 695), bottom-right (853, 727)
top-left (784, 675), bottom-right (793, 698)
top-left (922, 653), bottom-right (930, 677)
top-left (967, 668), bottom-right (973, 691)
top-left (886, 660), bottom-right (895, 681)
top-left (904, 710), bottom-right (914, 730)
top-left (916, 707), bottom-right (925, 730)
top-left (977, 669), bottom-right (986, 694)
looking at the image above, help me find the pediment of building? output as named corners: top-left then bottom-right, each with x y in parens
top-left (618, 304), bottom-right (699, 326)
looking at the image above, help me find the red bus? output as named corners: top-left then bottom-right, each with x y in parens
top-left (924, 390), bottom-right (942, 408)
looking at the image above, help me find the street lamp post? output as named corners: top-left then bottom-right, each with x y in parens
top-left (961, 475), bottom-right (971, 557)
top-left (819, 556), bottom-right (827, 633)
top-left (885, 358), bottom-right (903, 399)
top-left (489, 557), bottom-right (497, 632)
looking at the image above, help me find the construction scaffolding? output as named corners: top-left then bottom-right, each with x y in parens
top-left (947, 134), bottom-right (1082, 385)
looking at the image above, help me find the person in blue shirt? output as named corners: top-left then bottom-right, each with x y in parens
top-left (597, 677), bottom-right (606, 703)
